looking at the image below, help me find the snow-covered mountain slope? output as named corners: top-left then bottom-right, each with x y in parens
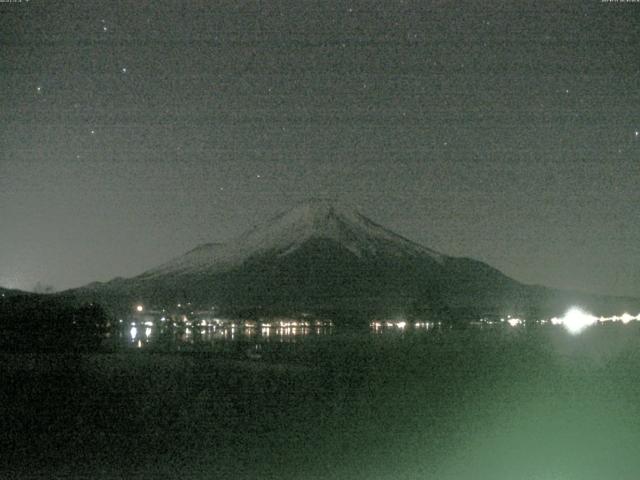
top-left (69, 200), bottom-right (640, 319)
top-left (140, 200), bottom-right (445, 278)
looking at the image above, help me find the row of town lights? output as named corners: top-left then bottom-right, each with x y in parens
top-left (133, 304), bottom-right (638, 337)
top-left (504, 307), bottom-right (640, 335)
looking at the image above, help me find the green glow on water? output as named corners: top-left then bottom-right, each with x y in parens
top-left (4, 325), bottom-right (640, 479)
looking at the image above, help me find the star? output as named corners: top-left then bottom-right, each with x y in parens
top-left (256, 174), bottom-right (261, 179)
top-left (36, 86), bottom-right (42, 93)
top-left (90, 130), bottom-right (96, 135)
top-left (121, 67), bottom-right (127, 74)
top-left (103, 26), bottom-right (108, 32)
top-left (634, 131), bottom-right (639, 137)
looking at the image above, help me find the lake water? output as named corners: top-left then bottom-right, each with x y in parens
top-left (3, 322), bottom-right (640, 479)
top-left (117, 318), bottom-right (446, 352)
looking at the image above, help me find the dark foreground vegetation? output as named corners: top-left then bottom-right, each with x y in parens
top-left (0, 295), bottom-right (109, 352)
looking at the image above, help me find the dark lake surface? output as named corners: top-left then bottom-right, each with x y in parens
top-left (3, 323), bottom-right (640, 479)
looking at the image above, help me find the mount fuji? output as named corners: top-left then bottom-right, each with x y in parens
top-left (70, 200), bottom-right (639, 321)
top-left (143, 199), bottom-right (445, 278)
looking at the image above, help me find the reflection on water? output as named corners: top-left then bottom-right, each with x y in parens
top-left (120, 318), bottom-right (336, 349)
top-left (370, 319), bottom-right (438, 333)
top-left (120, 316), bottom-right (456, 350)
top-left (118, 308), bottom-right (640, 351)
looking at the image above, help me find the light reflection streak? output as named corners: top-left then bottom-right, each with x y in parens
top-left (545, 309), bottom-right (640, 334)
top-left (370, 319), bottom-right (435, 333)
top-left (490, 309), bottom-right (640, 334)
top-left (121, 309), bottom-right (640, 351)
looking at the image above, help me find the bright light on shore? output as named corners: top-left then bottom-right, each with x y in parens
top-left (550, 316), bottom-right (563, 326)
top-left (620, 313), bottom-right (634, 324)
top-left (136, 305), bottom-right (143, 312)
top-left (507, 318), bottom-right (522, 327)
top-left (562, 307), bottom-right (597, 335)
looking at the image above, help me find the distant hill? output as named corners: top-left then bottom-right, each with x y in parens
top-left (0, 287), bottom-right (35, 298)
top-left (0, 289), bottom-right (109, 352)
top-left (68, 200), bottom-right (640, 322)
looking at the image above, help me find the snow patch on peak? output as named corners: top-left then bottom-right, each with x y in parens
top-left (261, 199), bottom-right (359, 229)
top-left (238, 199), bottom-right (365, 248)
top-left (239, 200), bottom-right (441, 259)
top-left (140, 201), bottom-right (445, 278)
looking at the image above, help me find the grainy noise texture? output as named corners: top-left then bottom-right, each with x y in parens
top-left (1, 0), bottom-right (639, 297)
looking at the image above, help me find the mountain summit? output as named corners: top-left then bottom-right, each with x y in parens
top-left (73, 201), bottom-right (640, 321)
top-left (142, 200), bottom-right (444, 278)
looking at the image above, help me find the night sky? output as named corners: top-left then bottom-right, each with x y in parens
top-left (1, 0), bottom-right (639, 297)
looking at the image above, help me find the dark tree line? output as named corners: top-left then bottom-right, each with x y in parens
top-left (0, 295), bottom-right (110, 352)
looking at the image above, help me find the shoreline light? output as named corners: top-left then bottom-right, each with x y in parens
top-left (546, 308), bottom-right (640, 334)
top-left (561, 307), bottom-right (598, 335)
top-left (507, 318), bottom-right (522, 327)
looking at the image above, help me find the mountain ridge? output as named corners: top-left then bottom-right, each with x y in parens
top-left (68, 200), bottom-right (640, 321)
top-left (140, 199), bottom-right (444, 279)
